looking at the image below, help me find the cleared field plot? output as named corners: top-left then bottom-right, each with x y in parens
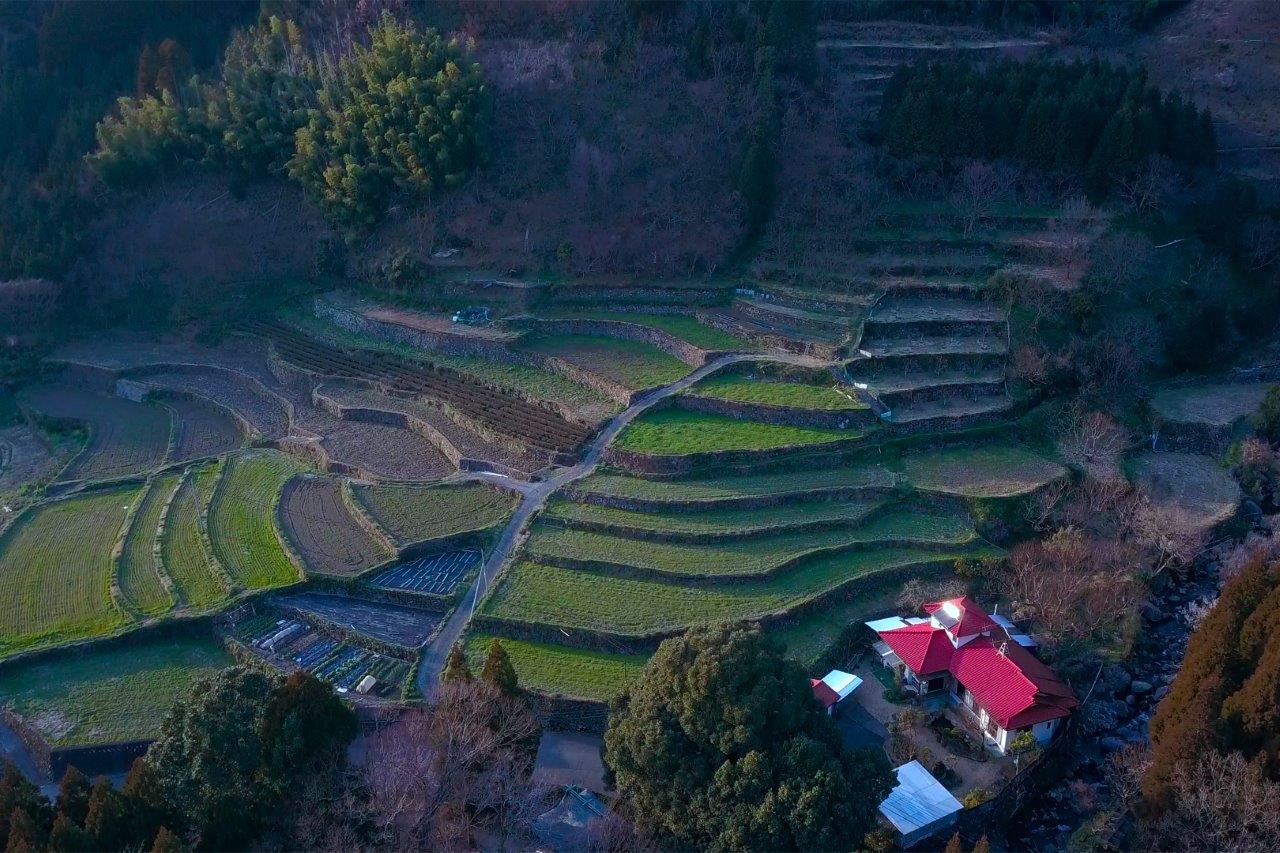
top-left (543, 497), bottom-right (885, 538)
top-left (165, 395), bottom-right (243, 461)
top-left (484, 546), bottom-right (994, 636)
top-left (368, 550), bottom-right (480, 596)
top-left (869, 296), bottom-right (1005, 324)
top-left (277, 592), bottom-right (439, 647)
top-left (542, 311), bottom-right (748, 350)
top-left (0, 424), bottom-right (73, 494)
top-left (1149, 382), bottom-right (1276, 427)
top-left (857, 368), bottom-right (1005, 395)
top-left (120, 474), bottom-right (180, 616)
top-left (138, 370), bottom-right (289, 438)
top-left (23, 386), bottom-right (171, 482)
top-left (1131, 452), bottom-right (1241, 531)
top-left (523, 335), bottom-right (691, 389)
top-left (903, 445), bottom-right (1065, 498)
top-left (0, 486), bottom-right (142, 656)
top-left (686, 374), bottom-right (866, 410)
top-left (613, 410), bottom-right (857, 455)
top-left (278, 477), bottom-right (392, 577)
top-left (526, 511), bottom-right (976, 578)
top-left (464, 634), bottom-right (647, 701)
top-left (0, 634), bottom-right (233, 746)
top-left (320, 421), bottom-right (454, 481)
top-left (859, 336), bottom-right (1006, 357)
top-left (352, 482), bottom-right (515, 546)
top-left (573, 464), bottom-right (896, 505)
top-left (161, 464), bottom-right (230, 610)
top-left (207, 451), bottom-right (304, 590)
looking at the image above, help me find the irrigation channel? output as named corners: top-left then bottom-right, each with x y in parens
top-left (416, 350), bottom-right (836, 697)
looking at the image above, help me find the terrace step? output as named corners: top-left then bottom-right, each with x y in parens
top-left (745, 286), bottom-right (874, 318)
top-left (858, 334), bottom-right (1007, 359)
top-left (851, 367), bottom-right (1007, 405)
top-left (869, 295), bottom-right (1005, 325)
top-left (736, 298), bottom-right (858, 333)
top-left (886, 394), bottom-right (1013, 428)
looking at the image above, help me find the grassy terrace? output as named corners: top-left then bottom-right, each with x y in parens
top-left (543, 497), bottom-right (886, 537)
top-left (542, 310), bottom-right (748, 351)
top-left (0, 634), bottom-right (233, 745)
top-left (161, 463), bottom-right (230, 610)
top-left (521, 335), bottom-right (692, 389)
top-left (208, 451), bottom-right (304, 590)
top-left (1149, 381), bottom-right (1275, 427)
top-left (484, 545), bottom-right (997, 637)
top-left (686, 374), bottom-right (866, 410)
top-left (526, 511), bottom-right (977, 579)
top-left (773, 579), bottom-right (911, 667)
top-left (120, 474), bottom-right (181, 616)
top-left (464, 633), bottom-right (647, 702)
top-left (902, 445), bottom-right (1065, 498)
top-left (613, 410), bottom-right (859, 455)
top-left (352, 482), bottom-right (516, 547)
top-left (572, 464), bottom-right (896, 504)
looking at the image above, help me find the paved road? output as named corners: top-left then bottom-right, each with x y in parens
top-left (416, 350), bottom-right (831, 697)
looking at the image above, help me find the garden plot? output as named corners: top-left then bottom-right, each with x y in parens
top-left (318, 420), bottom-right (454, 481)
top-left (526, 510), bottom-right (977, 579)
top-left (368, 550), bottom-right (481, 597)
top-left (0, 634), bottom-right (233, 746)
top-left (119, 474), bottom-right (181, 616)
top-left (137, 370), bottom-right (290, 438)
top-left (278, 476), bottom-right (392, 577)
top-left (22, 386), bottom-right (171, 482)
top-left (0, 485), bottom-right (142, 657)
top-left (464, 633), bottom-right (647, 702)
top-left (613, 409), bottom-right (858, 455)
top-left (1131, 452), bottom-right (1242, 532)
top-left (521, 335), bottom-right (692, 390)
top-left (233, 611), bottom-right (409, 698)
top-left (483, 545), bottom-right (996, 638)
top-left (538, 310), bottom-right (749, 351)
top-left (570, 464), bottom-right (896, 508)
top-left (164, 395), bottom-right (243, 461)
top-left (1149, 382), bottom-right (1276, 428)
top-left (351, 482), bottom-right (516, 547)
top-left (276, 592), bottom-right (439, 647)
top-left (543, 497), bottom-right (886, 541)
top-left (207, 450), bottom-right (305, 590)
top-left (685, 374), bottom-right (867, 411)
top-left (161, 463), bottom-right (230, 610)
top-left (902, 445), bottom-right (1066, 498)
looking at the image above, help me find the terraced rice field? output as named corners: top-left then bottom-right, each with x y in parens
top-left (527, 510), bottom-right (976, 578)
top-left (613, 410), bottom-right (857, 455)
top-left (523, 335), bottom-right (692, 389)
top-left (571, 464), bottom-right (896, 506)
top-left (463, 634), bottom-right (647, 701)
top-left (278, 477), bottom-right (392, 577)
top-left (483, 546), bottom-right (996, 637)
top-left (902, 445), bottom-right (1065, 498)
top-left (542, 311), bottom-right (748, 350)
top-left (23, 386), bottom-right (171, 482)
top-left (138, 370), bottom-right (290, 438)
top-left (0, 634), bottom-right (233, 745)
top-left (119, 474), bottom-right (181, 616)
top-left (0, 486), bottom-right (143, 656)
top-left (543, 497), bottom-right (886, 539)
top-left (160, 463), bottom-right (230, 610)
top-left (207, 451), bottom-right (305, 590)
top-left (351, 482), bottom-right (516, 546)
top-left (164, 395), bottom-right (243, 461)
top-left (773, 578), bottom-right (916, 666)
top-left (687, 374), bottom-right (866, 410)
top-left (1131, 452), bottom-right (1242, 531)
top-left (1149, 382), bottom-right (1276, 428)
top-left (368, 550), bottom-right (480, 596)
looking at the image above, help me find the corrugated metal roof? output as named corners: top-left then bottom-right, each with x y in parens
top-left (879, 761), bottom-right (963, 837)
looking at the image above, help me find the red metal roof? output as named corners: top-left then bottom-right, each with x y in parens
top-left (878, 622), bottom-right (955, 674)
top-left (811, 678), bottom-right (841, 710)
top-left (922, 596), bottom-right (998, 636)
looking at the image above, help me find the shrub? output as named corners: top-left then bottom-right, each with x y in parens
top-left (963, 787), bottom-right (993, 809)
top-left (1254, 386), bottom-right (1280, 444)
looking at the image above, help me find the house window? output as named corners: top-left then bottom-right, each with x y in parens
top-left (926, 675), bottom-right (946, 693)
top-left (985, 716), bottom-right (1001, 739)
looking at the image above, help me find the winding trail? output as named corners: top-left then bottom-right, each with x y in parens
top-left (416, 350), bottom-right (830, 697)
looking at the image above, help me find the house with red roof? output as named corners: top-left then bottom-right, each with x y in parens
top-left (870, 597), bottom-right (1078, 754)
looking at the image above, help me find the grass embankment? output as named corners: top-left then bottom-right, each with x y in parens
top-left (543, 311), bottom-right (748, 350)
top-left (464, 633), bottom-right (647, 702)
top-left (161, 462), bottom-right (230, 610)
top-left (0, 634), bottom-right (233, 745)
top-left (687, 374), bottom-right (866, 410)
top-left (572, 465), bottom-right (896, 504)
top-left (543, 497), bottom-right (885, 537)
top-left (522, 335), bottom-right (691, 389)
top-left (0, 486), bottom-right (143, 657)
top-left (207, 451), bottom-right (304, 590)
top-left (120, 474), bottom-right (181, 616)
top-left (352, 482), bottom-right (516, 547)
top-left (613, 410), bottom-right (858, 455)
top-left (484, 545), bottom-right (997, 636)
top-left (902, 444), bottom-right (1065, 498)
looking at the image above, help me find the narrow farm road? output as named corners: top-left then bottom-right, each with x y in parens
top-left (416, 349), bottom-right (831, 697)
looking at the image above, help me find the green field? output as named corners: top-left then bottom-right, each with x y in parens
top-left (161, 463), bottom-right (230, 610)
top-left (484, 546), bottom-right (995, 636)
top-left (572, 464), bottom-right (896, 504)
top-left (207, 451), bottom-right (304, 590)
top-left (773, 578), bottom-right (917, 667)
top-left (352, 482), bottom-right (516, 546)
top-left (0, 634), bottom-right (233, 745)
top-left (543, 311), bottom-right (748, 351)
top-left (464, 633), bottom-right (647, 702)
top-left (523, 335), bottom-right (692, 389)
top-left (902, 445), bottom-right (1065, 498)
top-left (687, 374), bottom-right (866, 410)
top-left (119, 474), bottom-right (181, 616)
top-left (0, 486), bottom-right (143, 656)
top-left (613, 409), bottom-right (858, 455)
top-left (543, 497), bottom-right (886, 538)
top-left (527, 510), bottom-right (975, 578)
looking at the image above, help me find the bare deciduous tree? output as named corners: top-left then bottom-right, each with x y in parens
top-left (1130, 499), bottom-right (1207, 576)
top-left (1141, 751), bottom-right (1280, 852)
top-left (1057, 409), bottom-right (1131, 482)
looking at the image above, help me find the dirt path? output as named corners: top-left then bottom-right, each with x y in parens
top-left (416, 350), bottom-right (830, 697)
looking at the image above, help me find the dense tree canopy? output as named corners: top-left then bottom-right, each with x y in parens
top-left (604, 623), bottom-right (893, 851)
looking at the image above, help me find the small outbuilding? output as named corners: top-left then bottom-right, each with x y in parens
top-left (878, 760), bottom-right (964, 848)
top-left (810, 669), bottom-right (863, 715)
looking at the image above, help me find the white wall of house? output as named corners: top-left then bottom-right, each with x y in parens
top-left (1031, 718), bottom-right (1057, 744)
